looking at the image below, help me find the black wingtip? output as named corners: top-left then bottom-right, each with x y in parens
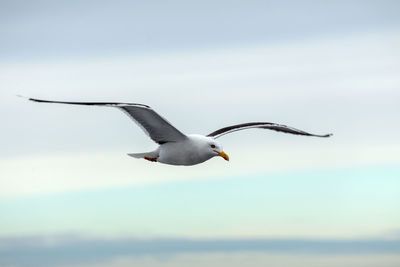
top-left (322, 133), bottom-right (333, 137)
top-left (19, 96), bottom-right (151, 108)
top-left (28, 97), bottom-right (47, 103)
top-left (24, 97), bottom-right (50, 103)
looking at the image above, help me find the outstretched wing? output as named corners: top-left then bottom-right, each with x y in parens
top-left (28, 97), bottom-right (187, 144)
top-left (207, 122), bottom-right (332, 139)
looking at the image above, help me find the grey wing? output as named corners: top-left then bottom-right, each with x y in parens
top-left (27, 97), bottom-right (187, 144)
top-left (118, 105), bottom-right (187, 144)
top-left (207, 122), bottom-right (332, 139)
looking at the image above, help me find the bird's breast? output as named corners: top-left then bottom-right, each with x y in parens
top-left (157, 141), bottom-right (211, 166)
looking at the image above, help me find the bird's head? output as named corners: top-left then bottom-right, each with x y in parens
top-left (205, 138), bottom-right (229, 161)
top-left (187, 135), bottom-right (229, 162)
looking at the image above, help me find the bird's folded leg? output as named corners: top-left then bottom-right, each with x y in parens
top-left (144, 156), bottom-right (158, 162)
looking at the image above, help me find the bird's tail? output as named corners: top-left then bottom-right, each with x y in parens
top-left (127, 152), bottom-right (149, 158)
top-left (127, 150), bottom-right (159, 161)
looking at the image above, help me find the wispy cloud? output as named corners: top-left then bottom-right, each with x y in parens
top-left (1, 166), bottom-right (400, 239)
top-left (1, 0), bottom-right (399, 60)
top-left (1, 234), bottom-right (400, 266)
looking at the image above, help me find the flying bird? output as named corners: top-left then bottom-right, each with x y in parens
top-left (26, 97), bottom-right (332, 166)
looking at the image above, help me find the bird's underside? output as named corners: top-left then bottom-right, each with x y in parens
top-left (25, 97), bottom-right (332, 166)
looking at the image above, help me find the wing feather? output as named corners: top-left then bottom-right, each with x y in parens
top-left (117, 105), bottom-right (187, 144)
top-left (28, 97), bottom-right (187, 144)
top-left (207, 122), bottom-right (332, 139)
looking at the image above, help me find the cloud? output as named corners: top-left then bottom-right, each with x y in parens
top-left (1, 234), bottom-right (400, 266)
top-left (1, 0), bottom-right (399, 60)
top-left (1, 166), bottom-right (400, 239)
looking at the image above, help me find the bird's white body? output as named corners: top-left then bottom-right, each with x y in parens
top-left (158, 135), bottom-right (222, 165)
top-left (129, 135), bottom-right (226, 166)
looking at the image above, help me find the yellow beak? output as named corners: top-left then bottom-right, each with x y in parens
top-left (217, 151), bottom-right (229, 161)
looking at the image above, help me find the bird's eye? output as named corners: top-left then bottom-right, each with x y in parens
top-left (210, 144), bottom-right (216, 148)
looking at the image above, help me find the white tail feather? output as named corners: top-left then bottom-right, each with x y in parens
top-left (127, 150), bottom-right (159, 159)
top-left (127, 152), bottom-right (149, 159)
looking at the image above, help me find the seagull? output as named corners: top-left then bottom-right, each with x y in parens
top-left (26, 97), bottom-right (332, 166)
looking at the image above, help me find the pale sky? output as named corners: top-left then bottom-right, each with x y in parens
top-left (0, 1), bottom-right (400, 266)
